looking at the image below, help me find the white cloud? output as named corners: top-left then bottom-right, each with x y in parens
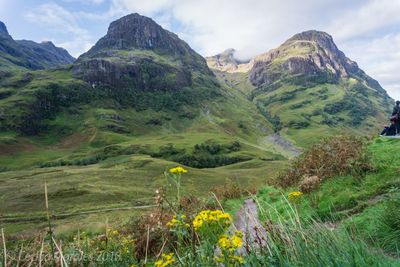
top-left (63, 0), bottom-right (105, 4)
top-left (327, 0), bottom-right (400, 41)
top-left (340, 33), bottom-right (400, 100)
top-left (25, 3), bottom-right (95, 57)
top-left (107, 0), bottom-right (355, 58)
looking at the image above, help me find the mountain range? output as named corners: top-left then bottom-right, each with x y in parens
top-left (0, 12), bottom-right (395, 237)
top-left (206, 31), bottom-right (392, 146)
top-left (0, 21), bottom-right (74, 71)
top-left (0, 13), bottom-right (392, 159)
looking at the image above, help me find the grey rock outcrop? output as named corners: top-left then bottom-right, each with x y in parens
top-left (74, 13), bottom-right (212, 91)
top-left (248, 30), bottom-right (384, 93)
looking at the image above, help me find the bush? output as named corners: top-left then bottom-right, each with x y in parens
top-left (211, 182), bottom-right (256, 201)
top-left (171, 154), bottom-right (251, 169)
top-left (290, 100), bottom-right (311, 109)
top-left (277, 136), bottom-right (373, 187)
top-left (287, 120), bottom-right (310, 129)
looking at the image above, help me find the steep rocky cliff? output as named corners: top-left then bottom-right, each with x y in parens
top-left (73, 13), bottom-right (213, 91)
top-left (249, 30), bottom-right (384, 94)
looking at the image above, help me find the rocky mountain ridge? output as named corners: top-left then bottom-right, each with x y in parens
top-left (207, 30), bottom-right (392, 146)
top-left (249, 30), bottom-right (381, 89)
top-left (0, 20), bottom-right (75, 70)
top-left (73, 13), bottom-right (212, 91)
top-left (208, 30), bottom-right (386, 94)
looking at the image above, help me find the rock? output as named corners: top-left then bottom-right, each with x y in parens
top-left (73, 13), bottom-right (211, 91)
top-left (299, 175), bottom-right (321, 193)
top-left (73, 57), bottom-right (192, 91)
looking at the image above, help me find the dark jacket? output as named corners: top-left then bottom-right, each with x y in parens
top-left (392, 104), bottom-right (400, 116)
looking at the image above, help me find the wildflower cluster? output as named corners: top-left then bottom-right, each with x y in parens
top-left (166, 214), bottom-right (190, 229)
top-left (216, 231), bottom-right (245, 266)
top-left (106, 228), bottom-right (135, 255)
top-left (218, 231), bottom-right (244, 251)
top-left (193, 210), bottom-right (232, 231)
top-left (155, 253), bottom-right (175, 267)
top-left (169, 166), bottom-right (187, 174)
top-left (288, 191), bottom-right (303, 202)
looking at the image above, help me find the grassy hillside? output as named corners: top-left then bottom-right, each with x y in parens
top-left (214, 67), bottom-right (392, 149)
top-left (256, 136), bottom-right (400, 258)
top-left (0, 65), bottom-right (290, 236)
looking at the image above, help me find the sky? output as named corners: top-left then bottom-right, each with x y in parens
top-left (1, 0), bottom-right (400, 99)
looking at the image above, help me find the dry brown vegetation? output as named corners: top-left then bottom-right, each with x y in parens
top-left (211, 182), bottom-right (257, 201)
top-left (277, 135), bottom-right (373, 188)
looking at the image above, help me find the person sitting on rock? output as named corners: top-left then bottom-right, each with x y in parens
top-left (380, 120), bottom-right (397, 136)
top-left (391, 100), bottom-right (400, 133)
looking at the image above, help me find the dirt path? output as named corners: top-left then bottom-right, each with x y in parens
top-left (234, 199), bottom-right (268, 253)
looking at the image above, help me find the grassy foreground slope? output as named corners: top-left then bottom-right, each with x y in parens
top-left (256, 136), bottom-right (400, 259)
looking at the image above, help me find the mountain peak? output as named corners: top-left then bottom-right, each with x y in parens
top-left (74, 13), bottom-right (212, 90)
top-left (206, 48), bottom-right (252, 73)
top-left (40, 41), bottom-right (56, 48)
top-left (249, 29), bottom-right (365, 87)
top-left (0, 21), bottom-right (9, 36)
top-left (286, 30), bottom-right (333, 43)
top-left (81, 12), bottom-right (187, 57)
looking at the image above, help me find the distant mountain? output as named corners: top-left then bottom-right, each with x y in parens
top-left (249, 30), bottom-right (384, 92)
top-left (0, 20), bottom-right (75, 70)
top-left (0, 21), bottom-right (8, 36)
top-left (208, 30), bottom-right (392, 146)
top-left (73, 13), bottom-right (212, 90)
top-left (206, 49), bottom-right (251, 73)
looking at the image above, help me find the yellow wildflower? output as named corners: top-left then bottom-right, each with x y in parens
top-left (218, 234), bottom-right (231, 249)
top-left (155, 253), bottom-right (175, 267)
top-left (192, 210), bottom-right (232, 231)
top-left (288, 191), bottom-right (303, 202)
top-left (233, 255), bottom-right (245, 264)
top-left (169, 166), bottom-right (188, 174)
top-left (217, 231), bottom-right (244, 251)
top-left (167, 215), bottom-right (189, 229)
top-left (215, 254), bottom-right (245, 266)
top-left (231, 235), bottom-right (243, 248)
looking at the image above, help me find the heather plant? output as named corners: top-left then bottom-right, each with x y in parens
top-left (277, 135), bottom-right (373, 187)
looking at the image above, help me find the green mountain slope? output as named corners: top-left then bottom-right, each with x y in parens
top-left (207, 31), bottom-right (393, 147)
top-left (0, 14), bottom-right (278, 172)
